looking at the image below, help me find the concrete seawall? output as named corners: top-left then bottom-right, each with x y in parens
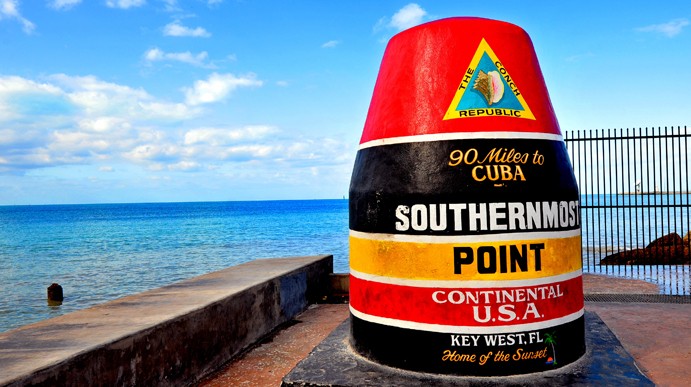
top-left (0, 255), bottom-right (332, 386)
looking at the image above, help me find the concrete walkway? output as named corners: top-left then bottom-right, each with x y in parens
top-left (587, 302), bottom-right (690, 387)
top-left (200, 274), bottom-right (690, 387)
top-left (199, 303), bottom-right (350, 387)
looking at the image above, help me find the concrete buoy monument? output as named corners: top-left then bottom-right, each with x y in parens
top-left (349, 17), bottom-right (584, 376)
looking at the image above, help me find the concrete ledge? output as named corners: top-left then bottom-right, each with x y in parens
top-left (0, 255), bottom-right (332, 387)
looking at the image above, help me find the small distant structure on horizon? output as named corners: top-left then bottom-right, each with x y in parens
top-left (621, 183), bottom-right (690, 195)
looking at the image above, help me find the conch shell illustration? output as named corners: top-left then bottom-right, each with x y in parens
top-left (473, 70), bottom-right (504, 105)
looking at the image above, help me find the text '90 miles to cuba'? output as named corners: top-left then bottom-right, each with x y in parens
top-left (448, 147), bottom-right (545, 183)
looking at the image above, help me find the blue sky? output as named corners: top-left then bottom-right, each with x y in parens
top-left (1, 1), bottom-right (690, 205)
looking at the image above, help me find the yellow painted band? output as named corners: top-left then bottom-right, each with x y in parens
top-left (350, 235), bottom-right (581, 281)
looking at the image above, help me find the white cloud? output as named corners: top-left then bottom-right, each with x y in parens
top-left (138, 101), bottom-right (197, 120)
top-left (637, 18), bottom-right (689, 37)
top-left (161, 0), bottom-right (179, 12)
top-left (143, 48), bottom-right (163, 61)
top-left (183, 126), bottom-right (276, 146)
top-left (0, 74), bottom-right (230, 171)
top-left (0, 73), bottom-right (199, 124)
top-left (388, 3), bottom-right (426, 31)
top-left (105, 0), bottom-right (145, 9)
top-left (77, 116), bottom-right (130, 133)
top-left (123, 142), bottom-right (180, 163)
top-left (0, 73), bottom-right (354, 193)
top-left (221, 144), bottom-right (273, 159)
top-left (0, 76), bottom-right (64, 120)
top-left (51, 130), bottom-right (111, 153)
top-left (276, 80), bottom-right (289, 87)
top-left (167, 160), bottom-right (201, 171)
top-left (144, 47), bottom-right (214, 68)
top-left (0, 103), bottom-right (16, 121)
top-left (184, 72), bottom-right (262, 106)
top-left (0, 0), bottom-right (35, 33)
top-left (322, 40), bottom-right (340, 48)
top-left (163, 21), bottom-right (211, 37)
top-left (0, 74), bottom-right (201, 171)
top-left (49, 0), bottom-right (82, 10)
top-left (0, 75), bottom-right (62, 95)
top-left (49, 74), bottom-right (151, 116)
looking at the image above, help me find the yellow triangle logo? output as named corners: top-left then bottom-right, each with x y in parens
top-left (443, 39), bottom-right (535, 120)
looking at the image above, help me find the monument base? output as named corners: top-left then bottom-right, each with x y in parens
top-left (282, 311), bottom-right (653, 386)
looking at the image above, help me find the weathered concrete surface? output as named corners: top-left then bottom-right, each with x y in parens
top-left (200, 303), bottom-right (349, 387)
top-left (282, 312), bottom-right (653, 386)
top-left (201, 274), bottom-right (690, 386)
top-left (0, 255), bottom-right (332, 387)
top-left (587, 303), bottom-right (691, 387)
top-left (582, 273), bottom-right (660, 294)
top-left (205, 301), bottom-right (691, 387)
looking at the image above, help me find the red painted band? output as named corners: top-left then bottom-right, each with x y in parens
top-left (350, 274), bottom-right (583, 327)
top-left (360, 18), bottom-right (560, 144)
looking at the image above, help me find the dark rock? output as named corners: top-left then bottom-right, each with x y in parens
top-left (646, 232), bottom-right (683, 249)
top-left (600, 249), bottom-right (646, 265)
top-left (648, 246), bottom-right (690, 264)
top-left (600, 235), bottom-right (691, 265)
top-left (47, 283), bottom-right (64, 302)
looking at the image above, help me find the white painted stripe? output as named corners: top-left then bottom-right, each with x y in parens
top-left (349, 229), bottom-right (580, 243)
top-left (350, 307), bottom-right (584, 334)
top-left (358, 131), bottom-right (564, 150)
top-left (350, 268), bottom-right (582, 288)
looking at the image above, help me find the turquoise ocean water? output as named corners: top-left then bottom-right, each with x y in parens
top-left (580, 194), bottom-right (690, 296)
top-left (1, 197), bottom-right (688, 333)
top-left (0, 200), bottom-right (349, 333)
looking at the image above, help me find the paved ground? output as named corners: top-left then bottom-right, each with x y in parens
top-left (587, 302), bottom-right (690, 387)
top-left (200, 274), bottom-right (690, 387)
top-left (199, 303), bottom-right (350, 387)
top-left (582, 273), bottom-right (660, 294)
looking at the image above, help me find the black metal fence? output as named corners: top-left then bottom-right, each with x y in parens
top-left (565, 127), bottom-right (691, 295)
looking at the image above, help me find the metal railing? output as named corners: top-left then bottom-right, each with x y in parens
top-left (565, 127), bottom-right (691, 295)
